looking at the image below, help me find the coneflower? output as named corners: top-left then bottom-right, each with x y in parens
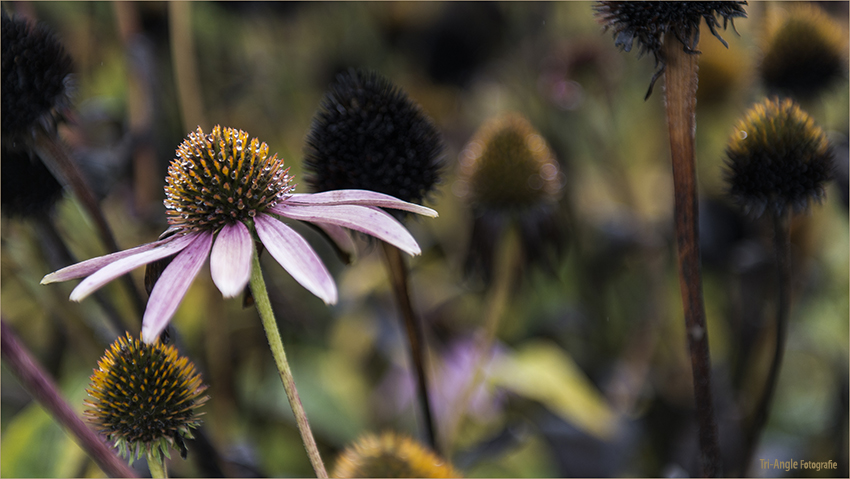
top-left (594, 2), bottom-right (747, 476)
top-left (723, 97), bottom-right (833, 474)
top-left (304, 69), bottom-right (445, 453)
top-left (84, 332), bottom-right (208, 476)
top-left (332, 431), bottom-right (460, 478)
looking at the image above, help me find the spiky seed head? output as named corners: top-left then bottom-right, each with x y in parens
top-left (164, 125), bottom-right (294, 233)
top-left (458, 113), bottom-right (562, 212)
top-left (303, 69), bottom-right (444, 211)
top-left (1, 11), bottom-right (73, 140)
top-left (724, 97), bottom-right (833, 217)
top-left (760, 4), bottom-right (846, 99)
top-left (1, 145), bottom-right (64, 217)
top-left (332, 431), bottom-right (461, 478)
top-left (593, 1), bottom-right (747, 99)
top-left (84, 332), bottom-right (208, 462)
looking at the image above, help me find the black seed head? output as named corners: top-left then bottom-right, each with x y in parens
top-left (760, 4), bottom-right (846, 100)
top-left (1, 144), bottom-right (64, 217)
top-left (84, 332), bottom-right (208, 461)
top-left (303, 69), bottom-right (444, 212)
top-left (332, 431), bottom-right (460, 478)
top-left (164, 125), bottom-right (294, 233)
top-left (594, 1), bottom-right (747, 99)
top-left (1, 11), bottom-right (74, 140)
top-left (724, 97), bottom-right (833, 217)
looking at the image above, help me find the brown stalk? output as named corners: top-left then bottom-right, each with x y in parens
top-left (381, 242), bottom-right (439, 454)
top-left (1, 319), bottom-right (138, 478)
top-left (662, 32), bottom-right (721, 477)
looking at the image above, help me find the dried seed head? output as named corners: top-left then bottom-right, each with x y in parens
top-left (1, 11), bottom-right (73, 140)
top-left (458, 113), bottom-right (563, 211)
top-left (304, 69), bottom-right (443, 211)
top-left (457, 113), bottom-right (567, 284)
top-left (332, 431), bottom-right (460, 478)
top-left (760, 4), bottom-right (846, 100)
top-left (164, 125), bottom-right (294, 233)
top-left (724, 97), bottom-right (833, 217)
top-left (594, 1), bottom-right (747, 99)
top-left (84, 332), bottom-right (208, 461)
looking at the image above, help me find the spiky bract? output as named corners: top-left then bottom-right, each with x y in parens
top-left (84, 332), bottom-right (208, 461)
top-left (164, 125), bottom-right (294, 233)
top-left (304, 69), bottom-right (443, 210)
top-left (760, 4), bottom-right (846, 99)
top-left (332, 431), bottom-right (460, 478)
top-left (724, 97), bottom-right (833, 217)
top-left (594, 1), bottom-right (747, 98)
top-left (1, 11), bottom-right (73, 140)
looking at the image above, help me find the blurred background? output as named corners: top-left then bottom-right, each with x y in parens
top-left (1, 1), bottom-right (847, 477)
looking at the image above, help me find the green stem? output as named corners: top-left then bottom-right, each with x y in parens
top-left (443, 228), bottom-right (520, 453)
top-left (146, 450), bottom-right (168, 479)
top-left (249, 249), bottom-right (328, 478)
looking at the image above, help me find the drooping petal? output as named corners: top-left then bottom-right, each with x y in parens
top-left (270, 203), bottom-right (422, 256)
top-left (284, 190), bottom-right (438, 217)
top-left (41, 234), bottom-right (185, 284)
top-left (141, 231), bottom-right (213, 343)
top-left (68, 233), bottom-right (198, 301)
top-left (314, 222), bottom-right (357, 261)
top-left (254, 214), bottom-right (338, 305)
top-left (209, 221), bottom-right (253, 298)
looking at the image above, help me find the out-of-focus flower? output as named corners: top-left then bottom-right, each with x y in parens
top-left (84, 332), bottom-right (208, 462)
top-left (593, 1), bottom-right (747, 98)
top-left (304, 68), bottom-right (444, 215)
top-left (332, 431), bottom-right (461, 478)
top-left (42, 125), bottom-right (437, 342)
top-left (1, 10), bottom-right (73, 143)
top-left (760, 3), bottom-right (847, 99)
top-left (455, 112), bottom-right (566, 283)
top-left (724, 97), bottom-right (833, 217)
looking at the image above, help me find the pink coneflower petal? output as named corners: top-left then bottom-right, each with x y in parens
top-left (314, 222), bottom-right (357, 260)
top-left (210, 221), bottom-right (253, 298)
top-left (68, 233), bottom-right (198, 302)
top-left (270, 203), bottom-right (422, 256)
top-left (41, 234), bottom-right (185, 285)
top-left (254, 214), bottom-right (338, 305)
top-left (285, 190), bottom-right (438, 217)
top-left (141, 231), bottom-right (214, 343)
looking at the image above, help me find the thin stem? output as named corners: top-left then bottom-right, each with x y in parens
top-left (0, 319), bottom-right (138, 478)
top-left (743, 210), bottom-right (792, 473)
top-left (662, 33), bottom-right (721, 477)
top-left (168, 1), bottom-right (207, 132)
top-left (31, 127), bottom-right (147, 316)
top-left (381, 241), bottom-right (438, 454)
top-left (146, 450), bottom-right (168, 479)
top-left (443, 228), bottom-right (519, 453)
top-left (249, 248), bottom-right (328, 478)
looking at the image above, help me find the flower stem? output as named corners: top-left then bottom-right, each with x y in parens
top-left (662, 33), bottom-right (721, 477)
top-left (742, 210), bottom-right (792, 473)
top-left (443, 228), bottom-right (519, 452)
top-left (249, 249), bottom-right (328, 478)
top-left (0, 319), bottom-right (138, 478)
top-left (381, 241), bottom-right (439, 454)
top-left (146, 450), bottom-right (168, 479)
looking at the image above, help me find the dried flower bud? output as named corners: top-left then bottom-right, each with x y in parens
top-left (333, 431), bottom-right (460, 478)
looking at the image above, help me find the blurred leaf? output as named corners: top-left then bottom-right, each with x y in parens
top-left (490, 339), bottom-right (619, 440)
top-left (1, 402), bottom-right (88, 478)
